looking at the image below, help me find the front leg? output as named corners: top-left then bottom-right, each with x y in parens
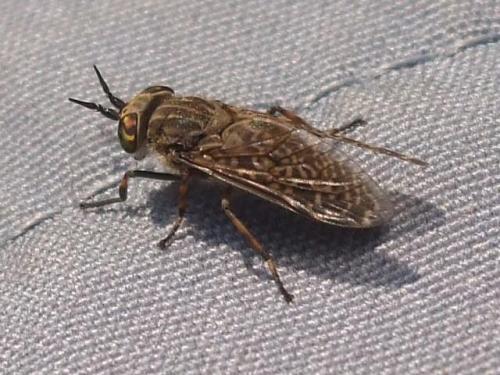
top-left (80, 170), bottom-right (180, 208)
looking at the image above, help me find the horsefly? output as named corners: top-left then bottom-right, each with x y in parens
top-left (69, 66), bottom-right (427, 303)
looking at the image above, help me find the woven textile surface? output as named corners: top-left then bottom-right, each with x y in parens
top-left (1, 0), bottom-right (499, 373)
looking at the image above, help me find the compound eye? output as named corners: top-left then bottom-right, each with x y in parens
top-left (118, 113), bottom-right (138, 153)
top-left (142, 85), bottom-right (174, 94)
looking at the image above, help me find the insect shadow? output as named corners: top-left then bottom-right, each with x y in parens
top-left (146, 179), bottom-right (444, 290)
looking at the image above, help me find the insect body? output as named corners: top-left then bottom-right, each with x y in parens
top-left (70, 66), bottom-right (426, 303)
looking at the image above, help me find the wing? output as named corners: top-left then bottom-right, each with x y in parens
top-left (179, 117), bottom-right (393, 227)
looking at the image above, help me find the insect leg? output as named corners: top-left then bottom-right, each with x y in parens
top-left (268, 106), bottom-right (426, 165)
top-left (158, 170), bottom-right (190, 250)
top-left (269, 105), bottom-right (366, 135)
top-left (268, 105), bottom-right (310, 126)
top-left (328, 133), bottom-right (428, 166)
top-left (268, 105), bottom-right (333, 137)
top-left (329, 118), bottom-right (367, 135)
top-left (221, 189), bottom-right (294, 303)
top-left (80, 170), bottom-right (180, 208)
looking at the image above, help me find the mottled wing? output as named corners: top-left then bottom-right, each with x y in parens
top-left (179, 117), bottom-right (393, 227)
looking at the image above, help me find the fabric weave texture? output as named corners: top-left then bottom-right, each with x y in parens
top-left (1, 0), bottom-right (499, 374)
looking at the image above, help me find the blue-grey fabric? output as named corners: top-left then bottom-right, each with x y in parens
top-left (1, 0), bottom-right (499, 374)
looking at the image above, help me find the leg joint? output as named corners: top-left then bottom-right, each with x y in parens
top-left (221, 197), bottom-right (230, 211)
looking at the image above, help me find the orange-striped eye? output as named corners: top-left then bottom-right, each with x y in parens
top-left (118, 113), bottom-right (138, 153)
top-left (142, 85), bottom-right (174, 94)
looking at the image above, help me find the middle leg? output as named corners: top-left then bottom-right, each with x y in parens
top-left (158, 170), bottom-right (191, 249)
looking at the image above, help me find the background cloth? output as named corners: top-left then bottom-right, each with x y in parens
top-left (1, 1), bottom-right (499, 374)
